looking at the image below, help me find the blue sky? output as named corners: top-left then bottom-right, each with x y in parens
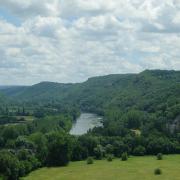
top-left (0, 0), bottom-right (179, 85)
top-left (0, 7), bottom-right (21, 26)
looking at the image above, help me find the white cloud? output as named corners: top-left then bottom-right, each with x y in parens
top-left (0, 0), bottom-right (179, 85)
top-left (0, 0), bottom-right (61, 18)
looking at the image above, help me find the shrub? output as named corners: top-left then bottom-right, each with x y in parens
top-left (154, 168), bottom-right (162, 175)
top-left (133, 146), bottom-right (146, 156)
top-left (157, 153), bottom-right (163, 160)
top-left (94, 145), bottom-right (105, 160)
top-left (106, 154), bottom-right (113, 162)
top-left (121, 152), bottom-right (128, 161)
top-left (87, 157), bottom-right (94, 164)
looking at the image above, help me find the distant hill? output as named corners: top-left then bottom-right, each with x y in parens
top-left (1, 82), bottom-right (74, 103)
top-left (0, 86), bottom-right (28, 97)
top-left (1, 70), bottom-right (180, 114)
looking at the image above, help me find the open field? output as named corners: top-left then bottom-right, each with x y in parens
top-left (15, 116), bottom-right (34, 121)
top-left (23, 155), bottom-right (180, 180)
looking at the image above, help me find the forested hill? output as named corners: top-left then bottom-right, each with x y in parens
top-left (1, 70), bottom-right (180, 111)
top-left (1, 82), bottom-right (73, 103)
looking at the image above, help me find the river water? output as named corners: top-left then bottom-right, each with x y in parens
top-left (70, 113), bottom-right (103, 135)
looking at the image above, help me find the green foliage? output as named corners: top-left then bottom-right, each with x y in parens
top-left (71, 140), bottom-right (88, 161)
top-left (157, 153), bottom-right (163, 160)
top-left (105, 144), bottom-right (114, 154)
top-left (86, 157), bottom-right (94, 164)
top-left (121, 152), bottom-right (128, 161)
top-left (0, 150), bottom-right (20, 180)
top-left (2, 126), bottom-right (19, 140)
top-left (78, 135), bottom-right (99, 156)
top-left (15, 136), bottom-right (35, 149)
top-left (154, 168), bottom-right (162, 175)
top-left (0, 116), bottom-right (24, 125)
top-left (93, 145), bottom-right (105, 160)
top-left (125, 110), bottom-right (144, 129)
top-left (33, 115), bottom-right (73, 133)
top-left (133, 146), bottom-right (146, 156)
top-left (46, 131), bottom-right (73, 166)
top-left (106, 154), bottom-right (113, 161)
top-left (29, 132), bottom-right (48, 163)
top-left (113, 141), bottom-right (129, 157)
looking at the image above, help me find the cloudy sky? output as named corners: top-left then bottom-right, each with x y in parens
top-left (0, 0), bottom-right (180, 85)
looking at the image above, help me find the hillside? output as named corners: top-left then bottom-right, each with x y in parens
top-left (1, 70), bottom-right (179, 132)
top-left (0, 86), bottom-right (28, 97)
top-left (2, 82), bottom-right (73, 103)
top-left (1, 70), bottom-right (179, 114)
top-left (1, 69), bottom-right (179, 97)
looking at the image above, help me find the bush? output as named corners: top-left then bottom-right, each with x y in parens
top-left (106, 154), bottom-right (113, 162)
top-left (157, 153), bottom-right (163, 160)
top-left (86, 157), bottom-right (94, 164)
top-left (121, 152), bottom-right (128, 161)
top-left (133, 146), bottom-right (146, 156)
top-left (94, 145), bottom-right (105, 160)
top-left (154, 168), bottom-right (162, 175)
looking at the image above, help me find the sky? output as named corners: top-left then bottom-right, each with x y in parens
top-left (0, 0), bottom-right (180, 85)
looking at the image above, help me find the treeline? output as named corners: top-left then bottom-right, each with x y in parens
top-left (0, 112), bottom-right (76, 179)
top-left (0, 131), bottom-right (72, 180)
top-left (0, 105), bottom-right (80, 117)
top-left (1, 129), bottom-right (180, 180)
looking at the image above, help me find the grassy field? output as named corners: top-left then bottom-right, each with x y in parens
top-left (15, 116), bottom-right (34, 121)
top-left (23, 155), bottom-right (180, 180)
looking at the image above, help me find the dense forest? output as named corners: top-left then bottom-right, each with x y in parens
top-left (0, 70), bottom-right (179, 180)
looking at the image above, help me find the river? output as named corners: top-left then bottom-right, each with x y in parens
top-left (70, 113), bottom-right (103, 135)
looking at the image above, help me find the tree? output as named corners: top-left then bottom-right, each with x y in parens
top-left (2, 126), bottom-right (19, 140)
top-left (105, 144), bottom-right (114, 154)
top-left (71, 140), bottom-right (88, 161)
top-left (29, 133), bottom-right (48, 164)
top-left (46, 132), bottom-right (73, 166)
top-left (0, 150), bottom-right (20, 180)
top-left (78, 135), bottom-right (98, 156)
top-left (125, 110), bottom-right (143, 129)
top-left (113, 141), bottom-right (128, 157)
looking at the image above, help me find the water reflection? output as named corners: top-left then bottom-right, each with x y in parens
top-left (70, 113), bottom-right (103, 135)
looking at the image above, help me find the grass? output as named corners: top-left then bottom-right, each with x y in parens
top-left (23, 155), bottom-right (180, 180)
top-left (15, 116), bottom-right (34, 121)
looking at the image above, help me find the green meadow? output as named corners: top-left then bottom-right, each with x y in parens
top-left (24, 155), bottom-right (180, 180)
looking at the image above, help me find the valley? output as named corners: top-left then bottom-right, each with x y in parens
top-left (0, 70), bottom-right (179, 180)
